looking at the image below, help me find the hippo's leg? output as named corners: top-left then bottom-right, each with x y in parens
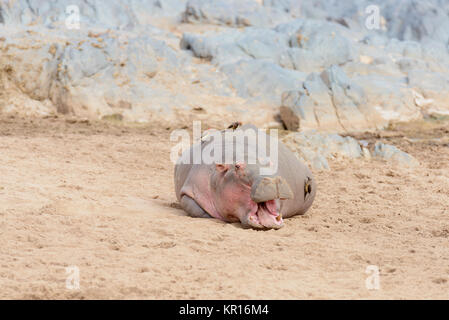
top-left (180, 195), bottom-right (211, 218)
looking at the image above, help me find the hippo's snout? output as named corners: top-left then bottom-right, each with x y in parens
top-left (250, 176), bottom-right (294, 203)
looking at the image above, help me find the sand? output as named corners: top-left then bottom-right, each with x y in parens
top-left (0, 115), bottom-right (448, 299)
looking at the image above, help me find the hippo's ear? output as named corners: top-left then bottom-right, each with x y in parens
top-left (215, 164), bottom-right (230, 173)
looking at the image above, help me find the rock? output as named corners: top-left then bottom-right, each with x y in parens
top-left (279, 91), bottom-right (302, 131)
top-left (281, 131), bottom-right (364, 170)
top-left (0, 33), bottom-right (61, 116)
top-left (53, 33), bottom-right (163, 117)
top-left (183, 0), bottom-right (290, 27)
top-left (351, 74), bottom-right (420, 125)
top-left (0, 36), bottom-right (62, 102)
top-left (342, 59), bottom-right (403, 78)
top-left (0, 27), bottom-right (204, 121)
top-left (420, 40), bottom-right (449, 71)
top-left (372, 142), bottom-right (419, 167)
top-left (407, 70), bottom-right (449, 116)
top-left (263, 0), bottom-right (302, 17)
top-left (382, 39), bottom-right (449, 74)
top-left (2, 0), bottom-right (449, 129)
top-left (320, 65), bottom-right (369, 131)
top-left (396, 58), bottom-right (429, 74)
top-left (382, 0), bottom-right (449, 44)
top-left (220, 59), bottom-right (307, 106)
top-left (181, 28), bottom-right (289, 66)
top-left (181, 18), bottom-right (359, 73)
top-left (285, 20), bottom-right (359, 72)
top-left (361, 34), bottom-right (389, 47)
top-left (280, 73), bottom-right (340, 131)
top-left (0, 0), bottom-right (187, 29)
top-left (362, 146), bottom-right (371, 159)
top-left (280, 66), bottom-right (385, 132)
top-left (179, 6), bottom-right (449, 129)
top-left (282, 131), bottom-right (418, 170)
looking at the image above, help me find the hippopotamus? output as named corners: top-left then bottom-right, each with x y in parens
top-left (174, 124), bottom-right (316, 229)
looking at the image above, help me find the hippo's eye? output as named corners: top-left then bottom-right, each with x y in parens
top-left (304, 177), bottom-right (312, 199)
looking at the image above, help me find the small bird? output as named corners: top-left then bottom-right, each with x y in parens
top-left (200, 128), bottom-right (213, 143)
top-left (227, 121), bottom-right (242, 130)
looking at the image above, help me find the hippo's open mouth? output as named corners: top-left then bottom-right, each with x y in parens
top-left (247, 199), bottom-right (283, 229)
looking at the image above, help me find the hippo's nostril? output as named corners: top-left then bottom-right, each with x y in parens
top-left (251, 176), bottom-right (293, 203)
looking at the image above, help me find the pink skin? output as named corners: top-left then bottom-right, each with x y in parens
top-left (209, 163), bottom-right (284, 229)
top-left (247, 199), bottom-right (282, 229)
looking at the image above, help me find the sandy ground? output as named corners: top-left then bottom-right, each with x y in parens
top-left (0, 115), bottom-right (448, 299)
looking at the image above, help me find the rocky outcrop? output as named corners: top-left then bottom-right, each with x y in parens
top-left (1, 0), bottom-right (448, 130)
top-left (0, 28), bottom-right (197, 121)
top-left (183, 0), bottom-right (294, 27)
top-left (282, 131), bottom-right (419, 170)
top-left (280, 66), bottom-right (386, 132)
